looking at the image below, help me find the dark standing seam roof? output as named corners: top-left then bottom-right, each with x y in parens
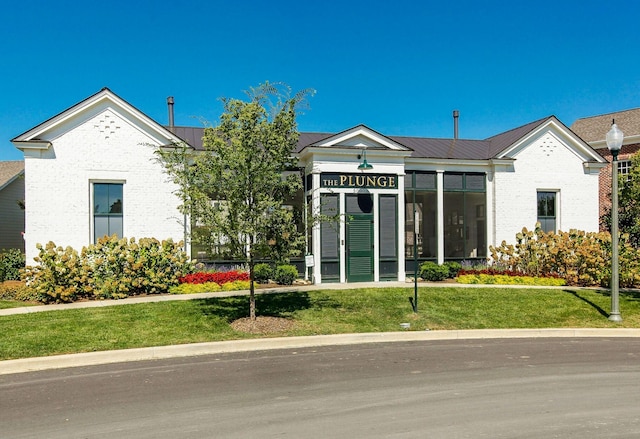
top-left (167, 126), bottom-right (205, 149)
top-left (166, 116), bottom-right (559, 160)
top-left (485, 116), bottom-right (553, 158)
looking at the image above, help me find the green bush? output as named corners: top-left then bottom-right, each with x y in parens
top-left (419, 262), bottom-right (449, 281)
top-left (253, 263), bottom-right (273, 283)
top-left (0, 249), bottom-right (25, 282)
top-left (443, 261), bottom-right (462, 278)
top-left (23, 236), bottom-right (194, 303)
top-left (273, 264), bottom-right (298, 285)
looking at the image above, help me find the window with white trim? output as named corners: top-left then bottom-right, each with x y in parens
top-left (537, 191), bottom-right (556, 233)
top-left (93, 183), bottom-right (123, 242)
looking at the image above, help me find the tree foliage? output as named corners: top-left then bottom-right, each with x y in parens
top-left (157, 82), bottom-right (314, 319)
top-left (601, 153), bottom-right (640, 247)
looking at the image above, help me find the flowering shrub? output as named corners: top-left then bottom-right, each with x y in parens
top-left (490, 225), bottom-right (640, 287)
top-left (23, 236), bottom-right (194, 303)
top-left (179, 270), bottom-right (249, 285)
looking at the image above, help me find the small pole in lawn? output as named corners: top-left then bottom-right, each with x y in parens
top-left (413, 208), bottom-right (419, 313)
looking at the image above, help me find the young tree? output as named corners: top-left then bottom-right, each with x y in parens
top-left (601, 153), bottom-right (640, 247)
top-left (158, 82), bottom-right (313, 320)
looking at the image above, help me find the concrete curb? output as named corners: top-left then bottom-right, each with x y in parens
top-left (3, 328), bottom-right (640, 376)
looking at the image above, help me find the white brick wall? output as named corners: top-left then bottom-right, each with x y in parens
top-left (23, 107), bottom-right (184, 262)
top-left (492, 131), bottom-right (600, 246)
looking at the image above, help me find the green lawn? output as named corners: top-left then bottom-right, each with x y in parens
top-left (1, 287), bottom-right (639, 361)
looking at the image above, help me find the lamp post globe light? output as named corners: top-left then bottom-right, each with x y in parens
top-left (606, 121), bottom-right (624, 322)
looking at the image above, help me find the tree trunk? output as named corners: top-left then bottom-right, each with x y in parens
top-left (249, 257), bottom-right (256, 321)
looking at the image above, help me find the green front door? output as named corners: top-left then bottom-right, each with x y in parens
top-left (346, 214), bottom-right (374, 282)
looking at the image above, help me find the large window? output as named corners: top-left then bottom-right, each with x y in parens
top-left (537, 191), bottom-right (556, 233)
top-left (443, 173), bottom-right (486, 259)
top-left (93, 183), bottom-right (123, 242)
top-left (379, 195), bottom-right (398, 279)
top-left (405, 172), bottom-right (437, 272)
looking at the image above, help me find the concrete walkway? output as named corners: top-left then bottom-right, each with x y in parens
top-left (2, 281), bottom-right (638, 375)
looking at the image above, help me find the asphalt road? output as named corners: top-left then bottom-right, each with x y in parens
top-left (2, 338), bottom-right (640, 438)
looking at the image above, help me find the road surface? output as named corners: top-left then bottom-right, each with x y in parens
top-left (2, 338), bottom-right (640, 438)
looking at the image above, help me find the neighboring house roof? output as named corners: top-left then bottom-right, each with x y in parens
top-left (168, 115), bottom-right (602, 162)
top-left (0, 161), bottom-right (24, 191)
top-left (571, 108), bottom-right (640, 144)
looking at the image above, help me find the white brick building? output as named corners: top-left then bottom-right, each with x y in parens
top-left (12, 88), bottom-right (607, 283)
top-left (12, 89), bottom-right (186, 263)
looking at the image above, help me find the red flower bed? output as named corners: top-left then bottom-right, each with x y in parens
top-left (179, 270), bottom-right (249, 285)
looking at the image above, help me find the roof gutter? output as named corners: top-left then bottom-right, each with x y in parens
top-left (11, 140), bottom-right (52, 151)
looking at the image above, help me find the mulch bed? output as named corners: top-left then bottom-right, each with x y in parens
top-left (230, 316), bottom-right (297, 334)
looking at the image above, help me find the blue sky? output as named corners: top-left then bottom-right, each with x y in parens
top-left (2, 0), bottom-right (640, 161)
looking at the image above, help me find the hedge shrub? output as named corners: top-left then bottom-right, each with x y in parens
top-left (273, 264), bottom-right (298, 285)
top-left (253, 263), bottom-right (273, 283)
top-left (419, 261), bottom-right (450, 281)
top-left (0, 249), bottom-right (25, 282)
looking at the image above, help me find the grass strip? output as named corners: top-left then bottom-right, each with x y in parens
top-left (1, 287), bottom-right (639, 361)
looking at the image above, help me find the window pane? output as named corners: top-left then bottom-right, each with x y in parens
top-left (465, 192), bottom-right (486, 258)
top-left (109, 185), bottom-right (123, 213)
top-left (404, 174), bottom-right (413, 189)
top-left (94, 184), bottom-right (109, 214)
top-left (443, 192), bottom-right (465, 258)
top-left (94, 216), bottom-right (109, 241)
top-left (465, 174), bottom-right (485, 190)
top-left (109, 216), bottom-right (123, 238)
top-left (415, 172), bottom-right (436, 189)
top-left (443, 173), bottom-right (463, 190)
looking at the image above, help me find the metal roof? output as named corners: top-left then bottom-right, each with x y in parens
top-left (167, 116), bottom-right (557, 161)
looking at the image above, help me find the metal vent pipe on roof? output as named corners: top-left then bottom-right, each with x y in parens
top-left (167, 96), bottom-right (175, 128)
top-left (453, 110), bottom-right (459, 139)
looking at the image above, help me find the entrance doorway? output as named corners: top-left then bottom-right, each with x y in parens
top-left (346, 193), bottom-right (374, 282)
